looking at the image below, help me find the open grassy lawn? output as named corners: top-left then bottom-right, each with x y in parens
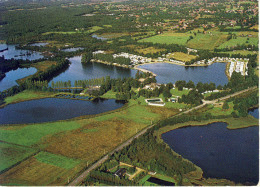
top-left (166, 52), bottom-right (197, 62)
top-left (31, 61), bottom-right (57, 72)
top-left (35, 152), bottom-right (81, 169)
top-left (0, 142), bottom-right (38, 172)
top-left (171, 88), bottom-right (189, 96)
top-left (124, 45), bottom-right (165, 54)
top-left (139, 174), bottom-right (151, 185)
top-left (222, 50), bottom-right (258, 56)
top-left (138, 32), bottom-right (190, 45)
top-left (218, 37), bottom-right (258, 49)
top-left (42, 26), bottom-right (103, 35)
top-left (250, 25), bottom-right (258, 30)
top-left (187, 33), bottom-right (228, 50)
top-left (3, 90), bottom-right (55, 105)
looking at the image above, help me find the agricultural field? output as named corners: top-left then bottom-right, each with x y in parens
top-left (218, 37), bottom-right (259, 49)
top-left (138, 32), bottom-right (190, 45)
top-left (187, 33), bottom-right (228, 50)
top-left (166, 52), bottom-right (197, 62)
top-left (0, 92), bottom-right (178, 185)
top-left (124, 44), bottom-right (166, 54)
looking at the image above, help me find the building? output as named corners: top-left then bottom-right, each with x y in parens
top-left (114, 168), bottom-right (127, 178)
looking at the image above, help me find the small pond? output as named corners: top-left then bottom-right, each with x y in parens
top-left (92, 34), bottom-right (108, 41)
top-left (61, 47), bottom-right (84, 52)
top-left (29, 42), bottom-right (49, 47)
top-left (49, 56), bottom-right (137, 86)
top-left (0, 44), bottom-right (44, 60)
top-left (248, 108), bottom-right (259, 119)
top-left (139, 63), bottom-right (228, 85)
top-left (0, 98), bottom-right (125, 125)
top-left (0, 67), bottom-right (37, 91)
top-left (162, 122), bottom-right (259, 185)
top-left (147, 177), bottom-right (175, 186)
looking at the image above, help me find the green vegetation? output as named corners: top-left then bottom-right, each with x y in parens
top-left (34, 152), bottom-right (81, 169)
top-left (218, 37), bottom-right (258, 49)
top-left (0, 142), bottom-right (38, 172)
top-left (139, 33), bottom-right (190, 45)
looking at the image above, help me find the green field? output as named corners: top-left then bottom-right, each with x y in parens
top-left (138, 33), bottom-right (190, 45)
top-left (218, 37), bottom-right (258, 49)
top-left (0, 121), bottom-right (81, 146)
top-left (0, 142), bottom-right (38, 172)
top-left (187, 33), bottom-right (227, 50)
top-left (34, 152), bottom-right (81, 169)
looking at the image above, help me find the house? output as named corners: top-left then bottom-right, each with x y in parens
top-left (143, 83), bottom-right (161, 90)
top-left (114, 168), bottom-right (127, 178)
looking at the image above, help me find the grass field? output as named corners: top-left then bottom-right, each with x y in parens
top-left (166, 52), bottom-right (197, 62)
top-left (34, 152), bottom-right (81, 169)
top-left (31, 61), bottom-right (57, 72)
top-left (138, 32), bottom-right (190, 45)
top-left (187, 33), bottom-right (228, 50)
top-left (0, 142), bottom-right (38, 172)
top-left (3, 90), bottom-right (55, 105)
top-left (42, 26), bottom-right (103, 35)
top-left (218, 37), bottom-right (258, 49)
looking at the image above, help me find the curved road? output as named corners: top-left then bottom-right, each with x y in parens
top-left (68, 86), bottom-right (257, 186)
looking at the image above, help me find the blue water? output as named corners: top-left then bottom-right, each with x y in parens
top-left (0, 98), bottom-right (124, 124)
top-left (162, 122), bottom-right (259, 185)
top-left (29, 42), bottom-right (48, 47)
top-left (61, 47), bottom-right (84, 52)
top-left (92, 34), bottom-right (108, 41)
top-left (0, 68), bottom-right (37, 91)
top-left (0, 44), bottom-right (44, 60)
top-left (248, 108), bottom-right (259, 119)
top-left (49, 56), bottom-right (137, 86)
top-left (139, 63), bottom-right (228, 85)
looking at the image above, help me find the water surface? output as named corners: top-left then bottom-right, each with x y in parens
top-left (0, 44), bottom-right (44, 60)
top-left (139, 63), bottom-right (228, 85)
top-left (248, 108), bottom-right (259, 119)
top-left (162, 122), bottom-right (259, 185)
top-left (50, 56), bottom-right (137, 86)
top-left (0, 98), bottom-right (124, 124)
top-left (61, 47), bottom-right (84, 52)
top-left (0, 68), bottom-right (37, 91)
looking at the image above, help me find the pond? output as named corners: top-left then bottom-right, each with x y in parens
top-left (0, 98), bottom-right (125, 125)
top-left (49, 56), bottom-right (137, 86)
top-left (162, 122), bottom-right (259, 185)
top-left (248, 108), bottom-right (259, 119)
top-left (29, 42), bottom-right (49, 47)
top-left (92, 34), bottom-right (108, 41)
top-left (0, 44), bottom-right (44, 60)
top-left (139, 63), bottom-right (228, 85)
top-left (61, 47), bottom-right (84, 52)
top-left (0, 67), bottom-right (37, 91)
top-left (147, 177), bottom-right (175, 186)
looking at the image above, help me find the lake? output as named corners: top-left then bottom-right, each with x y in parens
top-left (29, 42), bottom-right (49, 47)
top-left (0, 44), bottom-right (44, 60)
top-left (139, 63), bottom-right (228, 85)
top-left (0, 67), bottom-right (37, 91)
top-left (248, 108), bottom-right (259, 119)
top-left (49, 56), bottom-right (137, 86)
top-left (0, 98), bottom-right (125, 125)
top-left (162, 122), bottom-right (259, 185)
top-left (92, 34), bottom-right (108, 41)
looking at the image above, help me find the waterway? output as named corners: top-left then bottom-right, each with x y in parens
top-left (92, 34), bottom-right (108, 41)
top-left (0, 67), bottom-right (37, 91)
top-left (139, 62), bottom-right (228, 85)
top-left (29, 42), bottom-right (49, 47)
top-left (0, 98), bottom-right (125, 125)
top-left (49, 56), bottom-right (137, 86)
top-left (162, 122), bottom-right (259, 185)
top-left (0, 44), bottom-right (44, 60)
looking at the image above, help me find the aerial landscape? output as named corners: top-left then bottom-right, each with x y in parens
top-left (0, 0), bottom-right (259, 186)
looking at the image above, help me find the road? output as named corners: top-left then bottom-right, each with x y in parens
top-left (68, 86), bottom-right (257, 186)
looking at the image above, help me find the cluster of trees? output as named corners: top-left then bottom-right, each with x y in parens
top-left (175, 80), bottom-right (222, 93)
top-left (93, 53), bottom-right (131, 65)
top-left (178, 90), bottom-right (203, 105)
top-left (85, 171), bottom-right (136, 186)
top-left (23, 80), bottom-right (48, 90)
top-left (81, 52), bottom-right (93, 64)
top-left (232, 91), bottom-right (258, 117)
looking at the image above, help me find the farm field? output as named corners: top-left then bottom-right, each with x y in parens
top-left (0, 94), bottom-right (175, 185)
top-left (166, 52), bottom-right (197, 62)
top-left (187, 33), bottom-right (228, 50)
top-left (218, 37), bottom-right (259, 49)
top-left (138, 32), bottom-right (190, 45)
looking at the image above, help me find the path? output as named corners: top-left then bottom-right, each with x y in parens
top-left (68, 86), bottom-right (257, 186)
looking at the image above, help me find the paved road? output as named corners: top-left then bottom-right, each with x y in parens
top-left (68, 86), bottom-right (257, 186)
